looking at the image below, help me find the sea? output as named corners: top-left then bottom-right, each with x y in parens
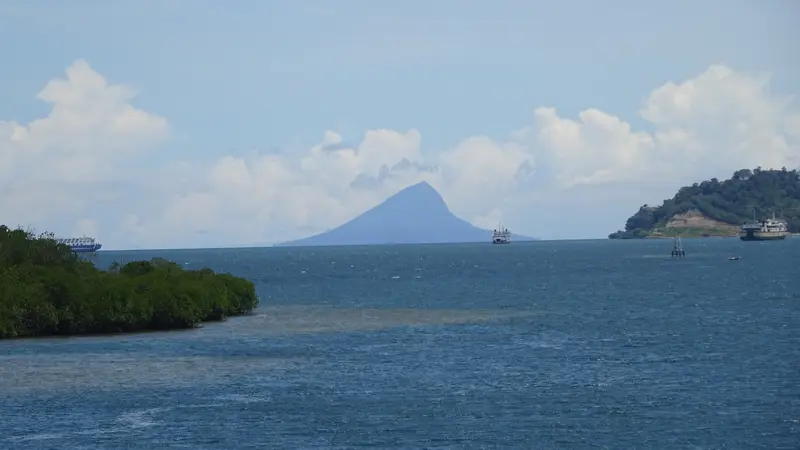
top-left (1, 238), bottom-right (798, 449)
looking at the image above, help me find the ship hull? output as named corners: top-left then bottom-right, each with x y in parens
top-left (70, 244), bottom-right (103, 253)
top-left (739, 232), bottom-right (789, 241)
top-left (492, 240), bottom-right (510, 244)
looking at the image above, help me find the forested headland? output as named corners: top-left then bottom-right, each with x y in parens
top-left (609, 167), bottom-right (800, 239)
top-left (0, 225), bottom-right (258, 339)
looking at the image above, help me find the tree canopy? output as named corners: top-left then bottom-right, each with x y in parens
top-left (609, 167), bottom-right (800, 239)
top-left (0, 225), bottom-right (258, 339)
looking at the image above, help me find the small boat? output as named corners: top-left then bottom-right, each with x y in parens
top-left (728, 256), bottom-right (740, 260)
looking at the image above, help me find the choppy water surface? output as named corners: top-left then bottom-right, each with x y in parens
top-left (2, 239), bottom-right (799, 448)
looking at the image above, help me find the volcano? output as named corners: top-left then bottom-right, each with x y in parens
top-left (276, 182), bottom-right (536, 247)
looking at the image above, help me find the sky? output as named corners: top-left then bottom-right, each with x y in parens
top-left (1, 0), bottom-right (798, 249)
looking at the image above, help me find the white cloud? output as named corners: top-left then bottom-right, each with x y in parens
top-left (437, 136), bottom-right (532, 227)
top-left (0, 59), bottom-right (168, 238)
top-left (642, 65), bottom-right (799, 173)
top-left (72, 218), bottom-right (99, 239)
top-left (1, 60), bottom-right (167, 183)
top-left (521, 107), bottom-right (657, 187)
top-left (121, 128), bottom-right (437, 247)
top-left (2, 61), bottom-right (798, 248)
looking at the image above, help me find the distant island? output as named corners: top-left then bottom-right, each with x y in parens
top-left (277, 181), bottom-right (537, 247)
top-left (0, 225), bottom-right (258, 339)
top-left (609, 167), bottom-right (800, 239)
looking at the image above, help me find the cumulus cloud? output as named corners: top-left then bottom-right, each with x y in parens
top-left (0, 59), bottom-right (168, 238)
top-left (642, 65), bottom-right (799, 173)
top-left (1, 60), bottom-right (168, 183)
top-left (2, 60), bottom-right (798, 248)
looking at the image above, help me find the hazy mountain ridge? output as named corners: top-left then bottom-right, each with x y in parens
top-left (277, 182), bottom-right (536, 247)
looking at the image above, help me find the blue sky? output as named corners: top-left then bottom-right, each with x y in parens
top-left (0, 0), bottom-right (798, 248)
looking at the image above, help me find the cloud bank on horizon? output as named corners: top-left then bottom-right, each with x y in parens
top-left (1, 59), bottom-right (798, 249)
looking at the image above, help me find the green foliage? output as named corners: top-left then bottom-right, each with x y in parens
top-left (0, 225), bottom-right (258, 339)
top-left (609, 167), bottom-right (800, 239)
top-left (608, 228), bottom-right (650, 239)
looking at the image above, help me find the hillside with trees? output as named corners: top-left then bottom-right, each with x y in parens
top-left (609, 167), bottom-right (800, 239)
top-left (0, 225), bottom-right (258, 339)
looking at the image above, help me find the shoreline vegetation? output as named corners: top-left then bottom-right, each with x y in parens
top-left (0, 225), bottom-right (258, 339)
top-left (609, 167), bottom-right (800, 239)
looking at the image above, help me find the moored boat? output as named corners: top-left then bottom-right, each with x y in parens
top-left (739, 211), bottom-right (789, 241)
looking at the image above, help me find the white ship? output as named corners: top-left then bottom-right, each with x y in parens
top-left (53, 236), bottom-right (103, 253)
top-left (739, 211), bottom-right (789, 241)
top-left (492, 224), bottom-right (511, 244)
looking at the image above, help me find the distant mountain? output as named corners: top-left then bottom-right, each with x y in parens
top-left (277, 181), bottom-right (537, 247)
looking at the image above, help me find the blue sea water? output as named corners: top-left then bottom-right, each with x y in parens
top-left (1, 238), bottom-right (798, 449)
